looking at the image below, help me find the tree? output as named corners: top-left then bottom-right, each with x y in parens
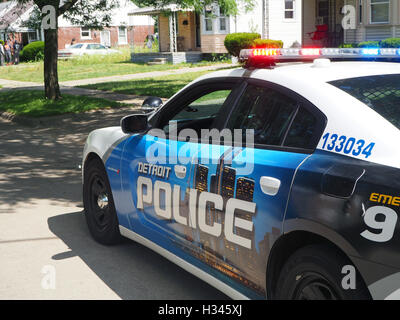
top-left (18, 0), bottom-right (118, 100)
top-left (132, 0), bottom-right (255, 16)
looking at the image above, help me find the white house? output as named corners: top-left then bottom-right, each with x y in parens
top-left (130, 0), bottom-right (400, 54)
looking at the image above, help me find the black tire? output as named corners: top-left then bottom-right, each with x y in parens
top-left (275, 245), bottom-right (370, 300)
top-left (83, 157), bottom-right (122, 245)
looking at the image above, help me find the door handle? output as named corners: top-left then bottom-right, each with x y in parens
top-left (260, 176), bottom-right (281, 196)
top-left (174, 165), bottom-right (187, 179)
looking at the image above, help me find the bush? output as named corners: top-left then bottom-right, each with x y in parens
top-left (380, 38), bottom-right (400, 48)
top-left (20, 41), bottom-right (44, 62)
top-left (358, 41), bottom-right (380, 48)
top-left (0, 40), bottom-right (4, 45)
top-left (224, 32), bottom-right (261, 57)
top-left (339, 43), bottom-right (357, 48)
top-left (252, 39), bottom-right (283, 49)
top-left (202, 53), bottom-right (231, 62)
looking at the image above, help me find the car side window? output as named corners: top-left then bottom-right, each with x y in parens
top-left (283, 107), bottom-right (317, 149)
top-left (160, 89), bottom-right (233, 136)
top-left (227, 84), bottom-right (298, 146)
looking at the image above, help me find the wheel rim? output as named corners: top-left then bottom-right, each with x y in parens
top-left (293, 272), bottom-right (339, 300)
top-left (89, 174), bottom-right (112, 231)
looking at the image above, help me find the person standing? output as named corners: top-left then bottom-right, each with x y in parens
top-left (0, 41), bottom-right (5, 66)
top-left (13, 40), bottom-right (22, 65)
top-left (4, 41), bottom-right (11, 64)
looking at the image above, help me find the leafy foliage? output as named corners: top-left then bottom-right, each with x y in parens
top-left (252, 39), bottom-right (283, 49)
top-left (22, 0), bottom-right (119, 30)
top-left (20, 41), bottom-right (45, 62)
top-left (380, 38), bottom-right (400, 48)
top-left (132, 0), bottom-right (255, 16)
top-left (224, 32), bottom-right (260, 57)
top-left (340, 39), bottom-right (400, 48)
top-left (358, 41), bottom-right (380, 48)
top-left (338, 43), bottom-right (357, 48)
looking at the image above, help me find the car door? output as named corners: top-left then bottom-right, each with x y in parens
top-left (119, 79), bottom-right (244, 249)
top-left (95, 44), bottom-right (108, 55)
top-left (208, 79), bottom-right (326, 295)
top-left (85, 44), bottom-right (96, 55)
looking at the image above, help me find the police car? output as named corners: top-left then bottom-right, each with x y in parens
top-left (82, 47), bottom-right (400, 300)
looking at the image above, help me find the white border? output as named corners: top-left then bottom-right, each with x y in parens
top-left (80, 27), bottom-right (91, 40)
top-left (119, 225), bottom-right (251, 300)
top-left (118, 26), bottom-right (128, 45)
top-left (369, 0), bottom-right (390, 24)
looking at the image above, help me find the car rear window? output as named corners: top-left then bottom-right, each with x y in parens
top-left (329, 74), bottom-right (400, 129)
top-left (70, 44), bottom-right (83, 49)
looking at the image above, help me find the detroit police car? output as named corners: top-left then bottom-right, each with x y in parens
top-left (82, 47), bottom-right (400, 300)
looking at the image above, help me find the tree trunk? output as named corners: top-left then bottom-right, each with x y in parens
top-left (43, 26), bottom-right (60, 100)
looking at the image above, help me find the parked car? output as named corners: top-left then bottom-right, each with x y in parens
top-left (58, 43), bottom-right (119, 59)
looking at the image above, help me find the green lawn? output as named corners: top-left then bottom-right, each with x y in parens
top-left (0, 51), bottom-right (227, 83)
top-left (0, 90), bottom-right (125, 117)
top-left (80, 71), bottom-right (213, 98)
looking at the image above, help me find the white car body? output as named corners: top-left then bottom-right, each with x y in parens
top-left (58, 43), bottom-right (120, 59)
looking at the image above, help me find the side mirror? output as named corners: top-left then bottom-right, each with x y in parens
top-left (121, 114), bottom-right (149, 134)
top-left (141, 96), bottom-right (163, 112)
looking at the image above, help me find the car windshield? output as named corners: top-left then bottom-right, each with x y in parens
top-left (70, 44), bottom-right (83, 49)
top-left (329, 74), bottom-right (400, 130)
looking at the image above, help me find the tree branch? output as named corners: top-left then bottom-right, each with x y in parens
top-left (59, 0), bottom-right (79, 15)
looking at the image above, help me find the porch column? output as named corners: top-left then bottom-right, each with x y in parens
top-left (169, 12), bottom-right (177, 52)
top-left (262, 0), bottom-right (269, 39)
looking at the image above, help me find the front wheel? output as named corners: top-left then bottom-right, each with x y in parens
top-left (83, 157), bottom-right (122, 245)
top-left (275, 245), bottom-right (370, 300)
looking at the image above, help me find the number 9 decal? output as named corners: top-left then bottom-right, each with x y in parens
top-left (361, 206), bottom-right (398, 242)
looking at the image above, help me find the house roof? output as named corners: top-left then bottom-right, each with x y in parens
top-left (129, 5), bottom-right (193, 16)
top-left (0, 0), bottom-right (34, 32)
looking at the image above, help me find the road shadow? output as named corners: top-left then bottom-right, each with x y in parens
top-left (0, 106), bottom-right (139, 211)
top-left (47, 211), bottom-right (229, 300)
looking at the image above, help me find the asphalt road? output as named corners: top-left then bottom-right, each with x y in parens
top-left (0, 108), bottom-right (228, 300)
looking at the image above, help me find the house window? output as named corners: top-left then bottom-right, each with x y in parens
top-left (370, 0), bottom-right (390, 24)
top-left (118, 26), bottom-right (127, 44)
top-left (80, 27), bottom-right (91, 39)
top-left (219, 7), bottom-right (227, 31)
top-left (28, 31), bottom-right (37, 42)
top-left (204, 9), bottom-right (213, 31)
top-left (284, 0), bottom-right (295, 19)
top-left (359, 0), bottom-right (363, 24)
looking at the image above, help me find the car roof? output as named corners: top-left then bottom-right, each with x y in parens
top-left (74, 43), bottom-right (103, 46)
top-left (196, 61), bottom-right (400, 84)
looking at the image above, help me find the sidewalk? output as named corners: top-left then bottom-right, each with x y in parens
top-left (0, 62), bottom-right (235, 89)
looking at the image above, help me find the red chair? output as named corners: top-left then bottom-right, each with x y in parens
top-left (307, 24), bottom-right (329, 46)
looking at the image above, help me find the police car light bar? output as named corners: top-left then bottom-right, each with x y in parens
top-left (239, 47), bottom-right (400, 67)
